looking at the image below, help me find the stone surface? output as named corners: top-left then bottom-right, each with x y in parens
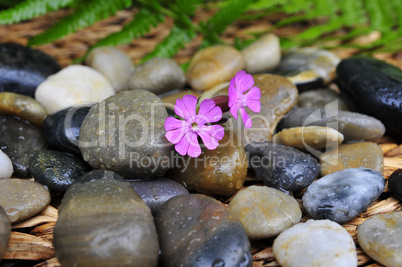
top-left (320, 142), bottom-right (384, 176)
top-left (245, 142), bottom-right (320, 192)
top-left (54, 170), bottom-right (159, 267)
top-left (278, 107), bottom-right (385, 142)
top-left (187, 45), bottom-right (245, 91)
top-left (35, 65), bottom-right (115, 114)
top-left (228, 185), bottom-right (301, 240)
top-left (170, 130), bottom-right (248, 196)
top-left (43, 105), bottom-right (92, 154)
top-left (0, 149), bottom-right (13, 179)
top-left (302, 167), bottom-right (385, 223)
top-left (297, 88), bottom-right (349, 110)
top-left (129, 177), bottom-right (189, 216)
top-left (241, 33), bottom-right (281, 73)
top-left (85, 46), bottom-right (134, 93)
top-left (336, 56), bottom-right (402, 138)
top-left (0, 206), bottom-right (11, 260)
top-left (273, 47), bottom-right (340, 91)
top-left (273, 219), bottom-right (357, 267)
top-left (388, 169), bottom-right (402, 200)
top-left (272, 126), bottom-right (344, 151)
top-left (160, 89), bottom-right (200, 107)
top-left (0, 92), bottom-right (47, 127)
top-left (30, 150), bottom-right (91, 193)
top-left (357, 211), bottom-right (402, 267)
top-left (79, 90), bottom-right (172, 179)
top-left (155, 194), bottom-right (252, 267)
top-left (0, 115), bottom-right (47, 178)
top-left (127, 57), bottom-right (186, 95)
top-left (0, 42), bottom-right (61, 97)
top-left (0, 179), bottom-right (51, 223)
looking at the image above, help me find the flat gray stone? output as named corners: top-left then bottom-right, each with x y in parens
top-left (0, 206), bottom-right (11, 259)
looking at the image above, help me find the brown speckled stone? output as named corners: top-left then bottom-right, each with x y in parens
top-left (0, 206), bottom-right (11, 259)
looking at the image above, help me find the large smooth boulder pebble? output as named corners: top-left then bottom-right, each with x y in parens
top-left (273, 219), bottom-right (357, 267)
top-left (85, 46), bottom-right (134, 93)
top-left (0, 206), bottom-right (11, 259)
top-left (129, 177), bottom-right (189, 216)
top-left (30, 150), bottom-right (91, 193)
top-left (228, 186), bottom-right (301, 240)
top-left (156, 194), bottom-right (252, 267)
top-left (278, 108), bottom-right (385, 142)
top-left (171, 131), bottom-right (248, 196)
top-left (388, 169), bottom-right (402, 200)
top-left (0, 149), bottom-right (13, 179)
top-left (357, 211), bottom-right (402, 267)
top-left (35, 65), bottom-right (115, 114)
top-left (241, 33), bottom-right (281, 73)
top-left (0, 92), bottom-right (47, 127)
top-left (336, 56), bottom-right (402, 138)
top-left (54, 170), bottom-right (159, 267)
top-left (302, 167), bottom-right (385, 223)
top-left (127, 57), bottom-right (186, 95)
top-left (79, 90), bottom-right (172, 179)
top-left (187, 45), bottom-right (245, 91)
top-left (0, 179), bottom-right (51, 223)
top-left (0, 115), bottom-right (47, 178)
top-left (320, 142), bottom-right (384, 176)
top-left (43, 105), bottom-right (92, 154)
top-left (0, 42), bottom-right (61, 97)
top-left (245, 142), bottom-right (320, 192)
top-left (297, 88), bottom-right (349, 110)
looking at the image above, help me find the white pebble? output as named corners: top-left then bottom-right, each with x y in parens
top-left (35, 65), bottom-right (115, 114)
top-left (0, 149), bottom-right (13, 179)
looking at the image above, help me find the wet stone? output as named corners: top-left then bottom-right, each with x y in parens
top-left (170, 131), bottom-right (248, 196)
top-left (0, 149), bottom-right (13, 179)
top-left (0, 115), bottom-right (47, 178)
top-left (357, 211), bottom-right (402, 267)
top-left (43, 105), bottom-right (92, 154)
top-left (54, 170), bottom-right (159, 267)
top-left (129, 177), bottom-right (189, 216)
top-left (155, 194), bottom-right (252, 267)
top-left (187, 45), bottom-right (245, 91)
top-left (245, 142), bottom-right (320, 192)
top-left (127, 57), bottom-right (186, 95)
top-left (79, 90), bottom-right (172, 179)
top-left (297, 89), bottom-right (349, 111)
top-left (0, 42), bottom-right (61, 97)
top-left (336, 56), bottom-right (402, 138)
top-left (86, 46), bottom-right (134, 93)
top-left (30, 150), bottom-right (91, 193)
top-left (0, 206), bottom-right (11, 259)
top-left (0, 179), bottom-right (51, 223)
top-left (272, 126), bottom-right (344, 151)
top-left (388, 169), bottom-right (402, 200)
top-left (278, 107), bottom-right (385, 142)
top-left (302, 167), bottom-right (385, 224)
top-left (35, 65), bottom-right (115, 114)
top-left (272, 48), bottom-right (340, 91)
top-left (320, 142), bottom-right (384, 176)
top-left (273, 219), bottom-right (357, 267)
top-left (228, 185), bottom-right (301, 240)
top-left (241, 33), bottom-right (281, 74)
top-left (0, 92), bottom-right (47, 127)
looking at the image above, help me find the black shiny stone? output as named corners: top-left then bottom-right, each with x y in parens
top-left (0, 43), bottom-right (61, 97)
top-left (388, 169), bottom-right (402, 200)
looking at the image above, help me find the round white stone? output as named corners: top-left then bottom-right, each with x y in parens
top-left (85, 47), bottom-right (134, 93)
top-left (35, 65), bottom-right (115, 114)
top-left (273, 219), bottom-right (357, 267)
top-left (0, 150), bottom-right (13, 179)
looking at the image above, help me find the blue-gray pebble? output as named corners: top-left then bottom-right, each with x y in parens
top-left (302, 167), bottom-right (385, 224)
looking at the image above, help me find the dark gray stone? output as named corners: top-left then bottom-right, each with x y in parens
top-left (297, 89), bottom-right (349, 111)
top-left (388, 169), bottom-right (402, 200)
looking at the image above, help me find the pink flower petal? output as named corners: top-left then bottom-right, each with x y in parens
top-left (166, 127), bottom-right (188, 144)
top-left (174, 98), bottom-right (190, 120)
top-left (246, 99), bottom-right (261, 113)
top-left (240, 107), bottom-right (252, 128)
top-left (175, 132), bottom-right (191, 156)
top-left (187, 132), bottom-right (201, 157)
top-left (235, 71), bottom-right (254, 94)
top-left (198, 124), bottom-right (224, 150)
top-left (199, 106), bottom-right (222, 125)
top-left (244, 86), bottom-right (261, 100)
top-left (164, 117), bottom-right (187, 131)
top-left (198, 99), bottom-right (215, 117)
top-left (230, 104), bottom-right (239, 120)
top-left (182, 94), bottom-right (198, 119)
top-left (228, 85), bottom-right (238, 107)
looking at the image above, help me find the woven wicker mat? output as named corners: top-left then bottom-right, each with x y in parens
top-left (0, 7), bottom-right (401, 267)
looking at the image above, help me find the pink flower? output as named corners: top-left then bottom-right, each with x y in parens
top-left (228, 71), bottom-right (261, 128)
top-left (165, 95), bottom-right (225, 157)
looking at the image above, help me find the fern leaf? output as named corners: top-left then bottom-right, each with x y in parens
top-left (28, 0), bottom-right (132, 46)
top-left (247, 0), bottom-right (288, 11)
top-left (282, 0), bottom-right (312, 14)
top-left (364, 0), bottom-right (389, 32)
top-left (338, 0), bottom-right (366, 26)
top-left (295, 19), bottom-right (343, 40)
top-left (378, 0), bottom-right (396, 32)
top-left (390, 0), bottom-right (402, 31)
top-left (0, 0), bottom-right (24, 8)
top-left (0, 0), bottom-right (74, 25)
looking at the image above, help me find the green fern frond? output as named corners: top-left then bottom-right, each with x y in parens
top-left (0, 0), bottom-right (74, 25)
top-left (0, 0), bottom-right (24, 8)
top-left (28, 0), bottom-right (132, 46)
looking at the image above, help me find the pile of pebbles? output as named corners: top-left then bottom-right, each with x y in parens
top-left (0, 33), bottom-right (401, 266)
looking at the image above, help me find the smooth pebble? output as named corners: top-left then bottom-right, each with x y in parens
top-left (0, 206), bottom-right (11, 259)
top-left (0, 149), bottom-right (13, 179)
